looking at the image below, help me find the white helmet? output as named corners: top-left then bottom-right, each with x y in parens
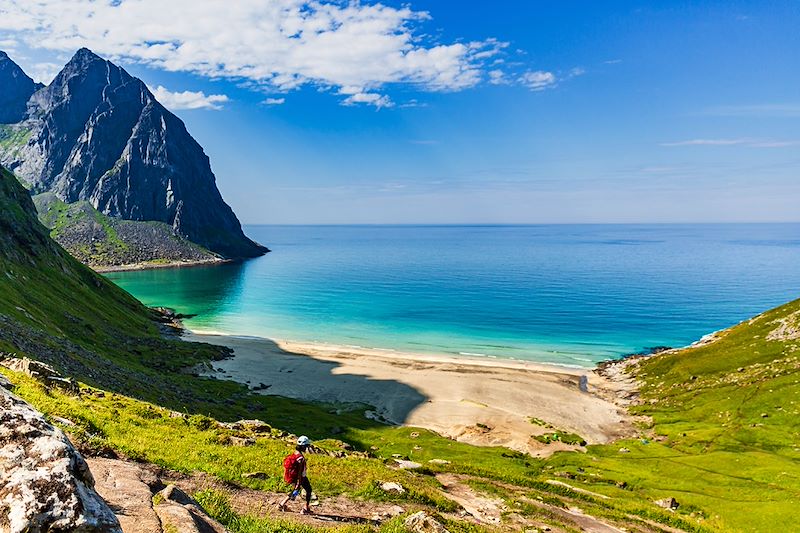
top-left (297, 435), bottom-right (311, 446)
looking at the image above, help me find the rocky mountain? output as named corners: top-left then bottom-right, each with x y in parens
top-left (0, 48), bottom-right (267, 260)
top-left (0, 51), bottom-right (41, 123)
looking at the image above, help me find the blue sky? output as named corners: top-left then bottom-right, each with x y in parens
top-left (1, 1), bottom-right (798, 223)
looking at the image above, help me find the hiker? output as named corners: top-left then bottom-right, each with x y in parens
top-left (279, 435), bottom-right (313, 514)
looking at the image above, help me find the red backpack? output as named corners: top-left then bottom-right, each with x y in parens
top-left (283, 453), bottom-right (303, 484)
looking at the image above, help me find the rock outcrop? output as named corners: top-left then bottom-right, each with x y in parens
top-left (0, 49), bottom-right (267, 260)
top-left (0, 383), bottom-right (121, 532)
top-left (88, 459), bottom-right (229, 533)
top-left (154, 485), bottom-right (227, 533)
top-left (87, 458), bottom-right (162, 533)
top-left (404, 511), bottom-right (450, 533)
top-left (0, 51), bottom-right (41, 123)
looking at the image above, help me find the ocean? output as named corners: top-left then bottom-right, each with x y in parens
top-left (104, 224), bottom-right (800, 368)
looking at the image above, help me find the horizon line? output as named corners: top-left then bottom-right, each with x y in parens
top-left (240, 221), bottom-right (800, 227)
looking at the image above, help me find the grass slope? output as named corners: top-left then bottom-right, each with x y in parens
top-left (2, 164), bottom-right (798, 531)
top-left (544, 299), bottom-right (800, 532)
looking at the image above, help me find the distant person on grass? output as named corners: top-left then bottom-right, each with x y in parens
top-left (279, 435), bottom-right (313, 514)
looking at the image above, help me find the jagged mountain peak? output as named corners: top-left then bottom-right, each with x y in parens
top-left (0, 51), bottom-right (41, 123)
top-left (72, 47), bottom-right (101, 60)
top-left (0, 50), bottom-right (267, 259)
top-left (57, 47), bottom-right (113, 77)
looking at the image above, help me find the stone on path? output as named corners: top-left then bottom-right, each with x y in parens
top-left (404, 511), bottom-right (450, 533)
top-left (87, 457), bottom-right (161, 533)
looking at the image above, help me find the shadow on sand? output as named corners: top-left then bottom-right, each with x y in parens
top-left (199, 335), bottom-right (428, 426)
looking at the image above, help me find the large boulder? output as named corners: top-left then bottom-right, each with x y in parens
top-left (0, 356), bottom-right (78, 393)
top-left (0, 386), bottom-right (121, 532)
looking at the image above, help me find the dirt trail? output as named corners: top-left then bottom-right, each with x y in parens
top-left (164, 469), bottom-right (407, 527)
top-left (436, 474), bottom-right (691, 533)
top-left (435, 473), bottom-right (506, 526)
top-left (89, 457), bottom-right (688, 533)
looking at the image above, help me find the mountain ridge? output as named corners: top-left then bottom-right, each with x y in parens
top-left (0, 51), bottom-right (41, 123)
top-left (0, 48), bottom-right (267, 260)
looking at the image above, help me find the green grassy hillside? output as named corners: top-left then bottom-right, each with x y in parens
top-left (544, 299), bottom-right (800, 532)
top-left (1, 164), bottom-right (798, 532)
top-left (0, 165), bottom-right (380, 429)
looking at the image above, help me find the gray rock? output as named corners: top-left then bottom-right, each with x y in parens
top-left (155, 484), bottom-right (226, 533)
top-left (154, 502), bottom-right (226, 533)
top-left (229, 436), bottom-right (256, 447)
top-left (392, 459), bottom-right (423, 470)
top-left (231, 419), bottom-right (272, 433)
top-left (0, 356), bottom-right (78, 393)
top-left (242, 472), bottom-right (269, 480)
top-left (0, 387), bottom-right (121, 533)
top-left (404, 511), bottom-right (450, 533)
top-left (158, 485), bottom-right (199, 507)
top-left (654, 497), bottom-right (679, 510)
top-left (379, 481), bottom-right (406, 494)
top-left (87, 458), bottom-right (161, 533)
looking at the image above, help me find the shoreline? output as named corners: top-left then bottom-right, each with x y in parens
top-left (189, 328), bottom-right (598, 373)
top-left (185, 330), bottom-right (638, 456)
top-left (94, 257), bottom-right (230, 273)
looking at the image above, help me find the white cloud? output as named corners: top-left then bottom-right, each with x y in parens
top-left (263, 97), bottom-right (286, 105)
top-left (662, 139), bottom-right (751, 146)
top-left (661, 138), bottom-right (799, 148)
top-left (488, 69), bottom-right (506, 85)
top-left (150, 85), bottom-right (229, 110)
top-left (28, 61), bottom-right (62, 84)
top-left (340, 90), bottom-right (393, 109)
top-left (519, 70), bottom-right (556, 91)
top-left (0, 0), bottom-right (506, 106)
top-left (398, 99), bottom-right (426, 108)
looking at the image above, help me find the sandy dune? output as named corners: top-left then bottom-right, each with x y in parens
top-left (187, 332), bottom-right (635, 455)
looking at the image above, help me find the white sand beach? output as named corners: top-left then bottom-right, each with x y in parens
top-left (186, 332), bottom-right (636, 455)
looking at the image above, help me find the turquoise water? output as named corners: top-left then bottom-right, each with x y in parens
top-left (105, 224), bottom-right (800, 367)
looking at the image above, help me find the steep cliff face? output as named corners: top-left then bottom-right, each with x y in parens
top-left (0, 51), bottom-right (41, 124)
top-left (0, 49), bottom-right (267, 259)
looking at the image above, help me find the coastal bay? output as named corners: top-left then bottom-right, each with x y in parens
top-left (108, 224), bottom-right (800, 367)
